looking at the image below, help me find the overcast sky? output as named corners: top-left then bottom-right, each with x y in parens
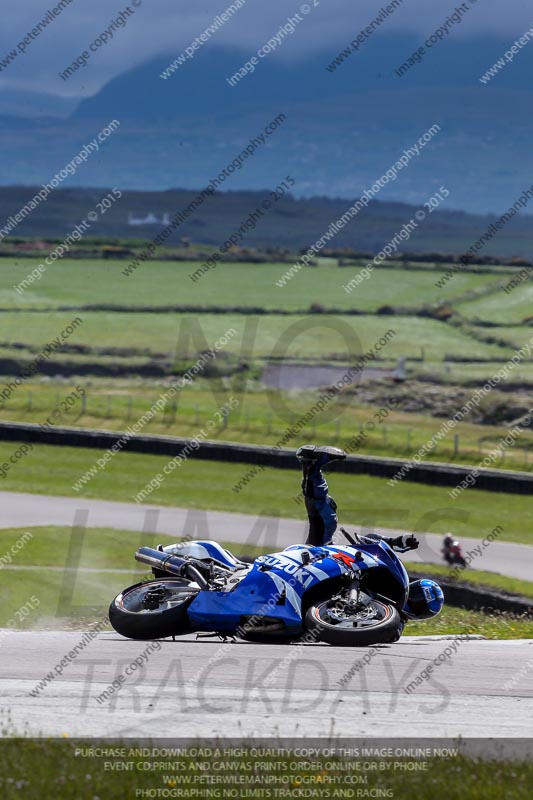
top-left (1, 0), bottom-right (531, 98)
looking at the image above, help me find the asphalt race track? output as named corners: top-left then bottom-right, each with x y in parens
top-left (2, 631), bottom-right (533, 739)
top-left (0, 490), bottom-right (531, 580)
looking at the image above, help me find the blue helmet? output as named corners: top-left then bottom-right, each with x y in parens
top-left (404, 579), bottom-right (444, 620)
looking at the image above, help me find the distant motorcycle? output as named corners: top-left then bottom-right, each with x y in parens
top-left (109, 528), bottom-right (443, 647)
top-left (442, 535), bottom-right (467, 568)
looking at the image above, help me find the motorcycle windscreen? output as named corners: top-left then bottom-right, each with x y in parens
top-left (351, 541), bottom-right (410, 608)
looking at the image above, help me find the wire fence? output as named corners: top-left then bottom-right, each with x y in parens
top-left (1, 388), bottom-right (532, 470)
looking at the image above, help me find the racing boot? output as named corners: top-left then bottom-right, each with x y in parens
top-left (296, 444), bottom-right (347, 473)
top-left (296, 445), bottom-right (346, 547)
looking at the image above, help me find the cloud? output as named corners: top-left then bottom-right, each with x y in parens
top-left (0, 0), bottom-right (531, 98)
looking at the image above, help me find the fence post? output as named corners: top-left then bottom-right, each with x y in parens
top-left (81, 392), bottom-right (87, 415)
top-left (453, 434), bottom-right (459, 457)
top-left (127, 396), bottom-right (132, 420)
top-left (27, 391), bottom-right (32, 411)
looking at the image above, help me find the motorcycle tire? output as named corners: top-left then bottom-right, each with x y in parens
top-left (109, 579), bottom-right (198, 640)
top-left (305, 597), bottom-right (403, 647)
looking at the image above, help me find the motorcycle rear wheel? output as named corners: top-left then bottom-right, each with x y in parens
top-left (109, 579), bottom-right (198, 640)
top-left (305, 597), bottom-right (403, 646)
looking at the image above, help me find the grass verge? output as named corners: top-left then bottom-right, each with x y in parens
top-left (405, 606), bottom-right (533, 639)
top-left (0, 736), bottom-right (531, 799)
top-left (412, 562), bottom-right (533, 599)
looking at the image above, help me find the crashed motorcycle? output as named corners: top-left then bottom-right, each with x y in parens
top-left (109, 527), bottom-right (441, 646)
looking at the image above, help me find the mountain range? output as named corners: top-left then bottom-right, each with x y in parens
top-left (1, 34), bottom-right (533, 215)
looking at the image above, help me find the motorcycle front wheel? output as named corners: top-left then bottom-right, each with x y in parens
top-left (109, 579), bottom-right (199, 640)
top-left (305, 596), bottom-right (403, 646)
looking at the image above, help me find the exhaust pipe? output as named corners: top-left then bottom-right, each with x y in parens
top-left (135, 546), bottom-right (186, 576)
top-left (135, 547), bottom-right (208, 589)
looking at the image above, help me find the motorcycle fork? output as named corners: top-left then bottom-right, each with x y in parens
top-left (346, 571), bottom-right (362, 610)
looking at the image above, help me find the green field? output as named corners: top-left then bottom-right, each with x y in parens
top-left (479, 325), bottom-right (533, 350)
top-left (457, 281), bottom-right (533, 324)
top-left (0, 310), bottom-right (515, 363)
top-left (0, 259), bottom-right (529, 373)
top-left (0, 258), bottom-right (529, 385)
top-left (421, 361), bottom-right (533, 384)
top-left (1, 258), bottom-right (501, 311)
top-left (0, 444), bottom-right (531, 544)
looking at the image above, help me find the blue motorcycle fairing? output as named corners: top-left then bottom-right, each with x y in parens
top-left (187, 567), bottom-right (304, 633)
top-left (325, 541), bottom-right (410, 594)
top-left (187, 545), bottom-right (347, 634)
top-left (185, 540), bottom-right (410, 635)
top-left (284, 541), bottom-right (409, 602)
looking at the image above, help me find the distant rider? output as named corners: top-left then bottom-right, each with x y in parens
top-left (442, 534), bottom-right (466, 567)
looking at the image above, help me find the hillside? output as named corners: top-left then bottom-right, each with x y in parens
top-left (1, 186), bottom-right (533, 257)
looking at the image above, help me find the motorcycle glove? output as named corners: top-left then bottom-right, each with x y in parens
top-left (390, 535), bottom-right (419, 552)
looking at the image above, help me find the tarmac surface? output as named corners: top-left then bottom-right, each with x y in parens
top-left (3, 631), bottom-right (532, 738)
